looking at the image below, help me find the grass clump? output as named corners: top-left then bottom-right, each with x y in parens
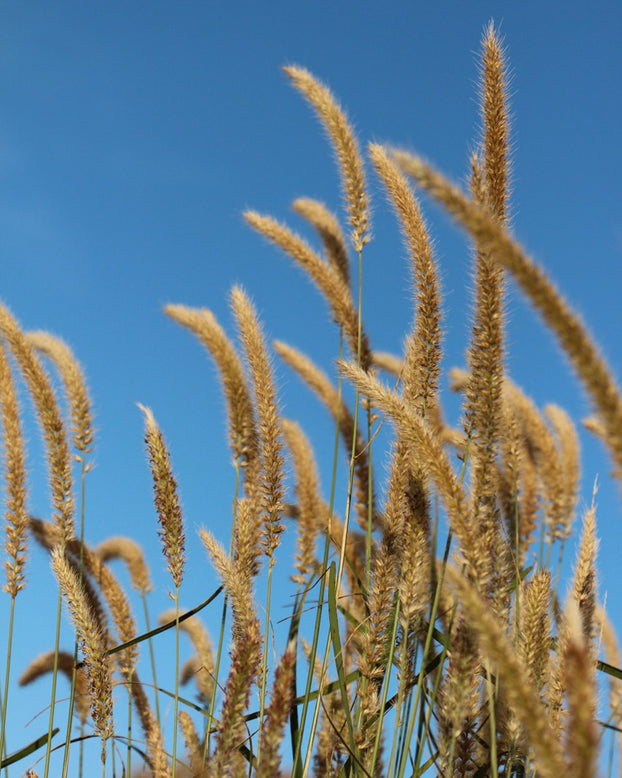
top-left (0, 21), bottom-right (620, 778)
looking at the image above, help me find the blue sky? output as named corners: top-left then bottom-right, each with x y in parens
top-left (1, 1), bottom-right (621, 774)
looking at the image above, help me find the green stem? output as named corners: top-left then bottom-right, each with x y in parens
top-left (0, 596), bottom-right (16, 764)
top-left (396, 531), bottom-right (452, 778)
top-left (172, 586), bottom-right (181, 778)
top-left (412, 599), bottom-right (456, 775)
top-left (204, 458), bottom-right (241, 762)
top-left (369, 596), bottom-right (401, 774)
top-left (256, 560), bottom-right (275, 763)
top-left (43, 583), bottom-right (64, 778)
top-left (126, 670), bottom-right (133, 778)
top-left (78, 720), bottom-right (84, 778)
top-left (142, 594), bottom-right (160, 727)
top-left (305, 250), bottom-right (367, 778)
top-left (291, 333), bottom-right (344, 778)
top-left (485, 659), bottom-right (499, 778)
top-left (387, 622), bottom-right (415, 775)
top-left (62, 455), bottom-right (88, 778)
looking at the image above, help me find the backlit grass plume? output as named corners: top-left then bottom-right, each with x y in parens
top-left (283, 65), bottom-right (370, 252)
top-left (138, 404), bottom-right (185, 590)
top-left (51, 548), bottom-right (113, 765)
top-left (0, 306), bottom-right (74, 543)
top-left (27, 331), bottom-right (94, 457)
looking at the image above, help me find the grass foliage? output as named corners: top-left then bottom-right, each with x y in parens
top-left (1, 22), bottom-right (621, 778)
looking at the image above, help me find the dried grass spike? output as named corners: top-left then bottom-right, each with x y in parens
top-left (231, 287), bottom-right (284, 558)
top-left (571, 500), bottom-right (598, 655)
top-left (369, 143), bottom-right (442, 416)
top-left (275, 340), bottom-right (375, 530)
top-left (445, 565), bottom-right (564, 778)
top-left (545, 404), bottom-right (580, 539)
top-left (437, 618), bottom-right (480, 776)
top-left (0, 305), bottom-right (74, 542)
top-left (284, 65), bottom-right (370, 252)
top-left (51, 548), bottom-right (113, 747)
top-left (27, 331), bottom-right (94, 456)
top-left (29, 518), bottom-right (110, 638)
top-left (339, 360), bottom-right (484, 586)
top-left (164, 303), bottom-right (260, 474)
top-left (66, 537), bottom-right (139, 672)
top-left (96, 536), bottom-right (153, 593)
top-left (130, 671), bottom-right (169, 777)
top-left (479, 21), bottom-right (511, 223)
top-left (138, 404), bottom-right (185, 589)
top-left (19, 650), bottom-right (90, 725)
top-left (160, 608), bottom-right (214, 702)
top-left (281, 418), bottom-right (322, 582)
top-left (519, 569), bottom-right (551, 693)
top-left (292, 197), bottom-right (351, 286)
top-left (562, 598), bottom-right (599, 776)
top-left (245, 212), bottom-right (372, 370)
top-left (372, 351), bottom-right (403, 378)
top-left (178, 710), bottom-right (203, 773)
top-left (200, 529), bottom-right (255, 641)
top-left (0, 340), bottom-right (28, 596)
top-left (211, 616), bottom-right (262, 778)
top-left (256, 642), bottom-right (296, 778)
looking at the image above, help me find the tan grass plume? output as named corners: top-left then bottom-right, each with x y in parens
top-left (164, 303), bottom-right (260, 475)
top-left (231, 286), bottom-right (285, 559)
top-left (51, 548), bottom-right (114, 751)
top-left (281, 418), bottom-right (323, 583)
top-left (0, 306), bottom-right (74, 542)
top-left (138, 404), bottom-right (185, 589)
top-left (27, 331), bottom-right (94, 457)
top-left (0, 340), bottom-right (28, 596)
top-left (274, 339), bottom-right (375, 530)
top-left (292, 197), bottom-right (351, 287)
top-left (283, 65), bottom-right (370, 252)
top-left (369, 143), bottom-right (442, 418)
top-left (96, 535), bottom-right (153, 594)
top-left (245, 211), bottom-right (372, 370)
top-left (19, 650), bottom-right (90, 726)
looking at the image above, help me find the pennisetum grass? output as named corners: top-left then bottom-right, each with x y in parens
top-left (139, 403), bottom-right (186, 777)
top-left (0, 338), bottom-right (28, 771)
top-left (27, 331), bottom-right (95, 778)
top-left (2, 20), bottom-right (622, 778)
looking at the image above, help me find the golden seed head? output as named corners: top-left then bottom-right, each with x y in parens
top-left (138, 404), bottom-right (185, 589)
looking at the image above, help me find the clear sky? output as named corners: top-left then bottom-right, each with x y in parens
top-left (1, 0), bottom-right (621, 774)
